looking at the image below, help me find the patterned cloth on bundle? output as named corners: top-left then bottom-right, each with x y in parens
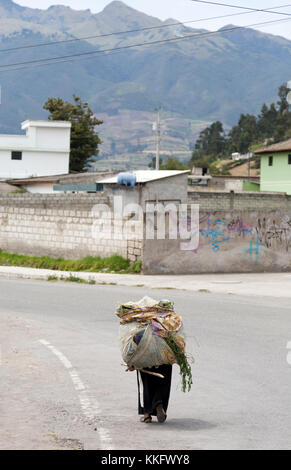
top-left (117, 296), bottom-right (186, 370)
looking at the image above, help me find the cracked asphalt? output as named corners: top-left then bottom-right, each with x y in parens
top-left (1, 278), bottom-right (291, 450)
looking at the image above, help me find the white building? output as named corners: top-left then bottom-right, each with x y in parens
top-left (231, 152), bottom-right (253, 161)
top-left (0, 120), bottom-right (71, 179)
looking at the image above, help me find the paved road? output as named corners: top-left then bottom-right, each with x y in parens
top-left (1, 278), bottom-right (291, 450)
top-left (2, 266), bottom-right (291, 299)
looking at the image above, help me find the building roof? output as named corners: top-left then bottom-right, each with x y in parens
top-left (8, 171), bottom-right (114, 186)
top-left (8, 174), bottom-right (69, 185)
top-left (97, 170), bottom-right (190, 184)
top-left (21, 120), bottom-right (71, 130)
top-left (212, 175), bottom-right (260, 180)
top-left (0, 182), bottom-right (18, 193)
top-left (254, 139), bottom-right (291, 155)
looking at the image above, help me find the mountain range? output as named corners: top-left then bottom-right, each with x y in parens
top-left (0, 0), bottom-right (290, 162)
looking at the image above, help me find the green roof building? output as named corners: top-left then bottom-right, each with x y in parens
top-left (255, 139), bottom-right (291, 195)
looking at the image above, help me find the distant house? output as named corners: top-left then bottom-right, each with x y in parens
top-left (9, 171), bottom-right (114, 194)
top-left (98, 170), bottom-right (190, 210)
top-left (188, 166), bottom-right (211, 188)
top-left (0, 120), bottom-right (71, 179)
top-left (187, 164), bottom-right (260, 192)
top-left (231, 152), bottom-right (253, 161)
top-left (211, 175), bottom-right (260, 192)
top-left (255, 139), bottom-right (291, 194)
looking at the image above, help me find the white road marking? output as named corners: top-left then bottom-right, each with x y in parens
top-left (38, 339), bottom-right (114, 450)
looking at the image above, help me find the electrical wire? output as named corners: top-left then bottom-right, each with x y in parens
top-left (190, 0), bottom-right (291, 17)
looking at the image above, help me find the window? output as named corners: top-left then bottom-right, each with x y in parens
top-left (268, 156), bottom-right (273, 166)
top-left (288, 154), bottom-right (291, 165)
top-left (11, 151), bottom-right (22, 160)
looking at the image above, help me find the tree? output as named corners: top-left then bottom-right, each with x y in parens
top-left (188, 82), bottom-right (291, 170)
top-left (277, 83), bottom-right (289, 114)
top-left (195, 121), bottom-right (225, 155)
top-left (257, 103), bottom-right (278, 139)
top-left (148, 156), bottom-right (163, 168)
top-left (191, 121), bottom-right (226, 164)
top-left (160, 157), bottom-right (188, 170)
top-left (228, 114), bottom-right (258, 154)
top-left (274, 83), bottom-right (291, 142)
top-left (43, 95), bottom-right (103, 172)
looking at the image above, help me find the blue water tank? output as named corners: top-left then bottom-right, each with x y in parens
top-left (117, 172), bottom-right (137, 187)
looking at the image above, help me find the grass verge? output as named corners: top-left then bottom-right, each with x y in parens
top-left (0, 249), bottom-right (142, 274)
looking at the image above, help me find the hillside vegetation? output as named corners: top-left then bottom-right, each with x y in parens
top-left (0, 0), bottom-right (291, 162)
top-left (190, 84), bottom-right (291, 172)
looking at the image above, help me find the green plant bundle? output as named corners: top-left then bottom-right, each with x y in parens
top-left (164, 332), bottom-right (193, 393)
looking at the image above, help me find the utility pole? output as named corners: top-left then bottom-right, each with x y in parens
top-left (287, 81), bottom-right (291, 110)
top-left (156, 107), bottom-right (161, 170)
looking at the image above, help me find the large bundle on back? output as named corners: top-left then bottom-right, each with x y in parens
top-left (116, 296), bottom-right (193, 392)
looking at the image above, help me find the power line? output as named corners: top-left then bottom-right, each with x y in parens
top-left (0, 16), bottom-right (290, 73)
top-left (190, 0), bottom-right (291, 17)
top-left (0, 2), bottom-right (291, 54)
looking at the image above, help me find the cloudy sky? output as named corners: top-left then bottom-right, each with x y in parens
top-left (17, 0), bottom-right (291, 40)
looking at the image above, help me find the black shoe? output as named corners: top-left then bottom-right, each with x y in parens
top-left (156, 404), bottom-right (167, 423)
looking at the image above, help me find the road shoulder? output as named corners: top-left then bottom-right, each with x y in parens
top-left (0, 265), bottom-right (290, 298)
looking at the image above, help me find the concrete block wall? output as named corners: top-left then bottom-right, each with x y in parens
top-left (2, 190), bottom-right (291, 273)
top-left (143, 208), bottom-right (291, 274)
top-left (142, 191), bottom-right (291, 274)
top-left (0, 193), bottom-right (143, 262)
top-left (188, 191), bottom-right (291, 211)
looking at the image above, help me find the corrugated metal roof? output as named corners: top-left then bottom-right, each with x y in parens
top-left (97, 170), bottom-right (190, 184)
top-left (0, 182), bottom-right (18, 193)
top-left (8, 174), bottom-right (69, 184)
top-left (254, 139), bottom-right (291, 154)
top-left (9, 171), bottom-right (114, 185)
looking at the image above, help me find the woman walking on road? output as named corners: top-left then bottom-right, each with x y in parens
top-left (117, 296), bottom-right (192, 425)
top-left (128, 363), bottom-right (172, 423)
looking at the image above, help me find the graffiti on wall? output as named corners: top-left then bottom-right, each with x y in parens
top-left (193, 214), bottom-right (253, 254)
top-left (242, 237), bottom-right (265, 264)
top-left (182, 212), bottom-right (291, 264)
top-left (200, 219), bottom-right (230, 253)
top-left (227, 217), bottom-right (253, 236)
top-left (177, 211), bottom-right (291, 264)
top-left (256, 216), bottom-right (291, 252)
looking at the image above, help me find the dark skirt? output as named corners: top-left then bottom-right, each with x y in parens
top-left (137, 364), bottom-right (172, 416)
